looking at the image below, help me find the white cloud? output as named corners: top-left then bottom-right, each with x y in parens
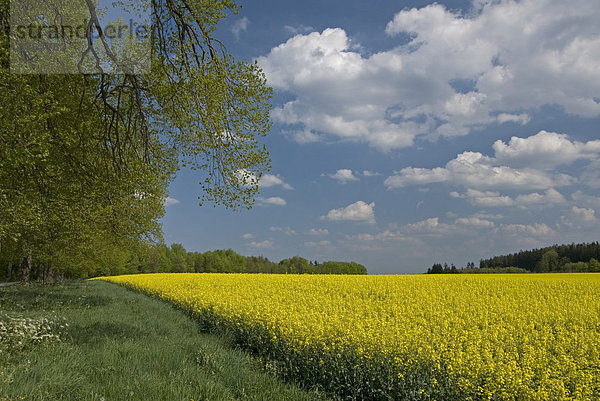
top-left (258, 28), bottom-right (426, 150)
top-left (304, 240), bottom-right (332, 247)
top-left (284, 24), bottom-right (314, 35)
top-left (451, 188), bottom-right (566, 208)
top-left (402, 217), bottom-right (452, 234)
top-left (514, 188), bottom-right (567, 207)
top-left (496, 113), bottom-right (530, 125)
top-left (454, 217), bottom-right (495, 228)
top-left (241, 233), bottom-right (254, 239)
top-left (571, 191), bottom-right (600, 208)
top-left (269, 226), bottom-right (296, 235)
top-left (164, 197), bottom-right (180, 207)
top-left (386, 167), bottom-right (450, 187)
top-left (345, 230), bottom-right (413, 243)
top-left (386, 150), bottom-right (571, 191)
top-left (340, 230), bottom-right (423, 252)
top-left (451, 189), bottom-right (514, 207)
top-left (471, 212), bottom-right (504, 220)
top-left (392, 215), bottom-right (494, 237)
top-left (259, 174), bottom-right (293, 190)
top-left (284, 128), bottom-right (322, 144)
top-left (572, 206), bottom-right (597, 222)
top-left (492, 131), bottom-right (600, 169)
top-left (580, 159), bottom-right (600, 188)
top-left (322, 201), bottom-right (376, 224)
top-left (308, 228), bottom-right (329, 235)
top-left (257, 197), bottom-right (287, 206)
top-left (258, 1), bottom-right (600, 149)
top-left (394, 216), bottom-right (554, 239)
top-left (560, 206), bottom-right (597, 229)
top-left (247, 240), bottom-right (274, 249)
top-left (386, 131), bottom-right (584, 191)
top-left (325, 169), bottom-right (359, 184)
top-left (362, 170), bottom-right (381, 177)
top-left (495, 223), bottom-right (555, 237)
top-left (232, 17), bottom-right (250, 40)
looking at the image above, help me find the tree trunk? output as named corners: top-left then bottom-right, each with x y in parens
top-left (6, 261), bottom-right (12, 282)
top-left (42, 262), bottom-right (51, 284)
top-left (20, 251), bottom-right (32, 284)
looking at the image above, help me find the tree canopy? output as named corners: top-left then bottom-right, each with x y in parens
top-left (0, 0), bottom-right (272, 281)
top-left (427, 242), bottom-right (600, 274)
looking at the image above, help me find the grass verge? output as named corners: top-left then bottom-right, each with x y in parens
top-left (0, 280), bottom-right (327, 401)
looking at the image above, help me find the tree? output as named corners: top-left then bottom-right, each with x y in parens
top-left (535, 249), bottom-right (566, 272)
top-left (588, 258), bottom-right (600, 272)
top-left (1, 0), bottom-right (272, 281)
top-left (428, 264), bottom-right (444, 274)
top-left (170, 244), bottom-right (189, 273)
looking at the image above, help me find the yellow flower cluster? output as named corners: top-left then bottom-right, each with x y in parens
top-left (100, 273), bottom-right (600, 400)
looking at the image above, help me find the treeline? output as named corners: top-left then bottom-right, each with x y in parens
top-left (143, 246), bottom-right (367, 275)
top-left (427, 264), bottom-right (530, 274)
top-left (427, 242), bottom-right (600, 274)
top-left (1, 243), bottom-right (367, 281)
top-left (479, 242), bottom-right (600, 272)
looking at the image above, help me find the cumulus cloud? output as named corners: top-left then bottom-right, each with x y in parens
top-left (284, 128), bottom-right (322, 144)
top-left (402, 217), bottom-right (452, 234)
top-left (560, 206), bottom-right (597, 229)
top-left (514, 189), bottom-right (567, 207)
top-left (571, 191), bottom-right (600, 209)
top-left (164, 197), bottom-right (180, 207)
top-left (454, 217), bottom-right (495, 228)
top-left (451, 188), bottom-right (566, 208)
top-left (325, 169), bottom-right (359, 184)
top-left (386, 150), bottom-right (572, 190)
top-left (471, 212), bottom-right (504, 220)
top-left (385, 131), bottom-right (592, 191)
top-left (257, 197), bottom-right (287, 206)
top-left (338, 215), bottom-right (557, 259)
top-left (395, 216), bottom-right (556, 240)
top-left (269, 226), bottom-right (296, 235)
top-left (386, 167), bottom-right (449, 188)
top-left (572, 206), bottom-right (597, 222)
top-left (322, 201), bottom-right (376, 224)
top-left (259, 174), bottom-right (293, 190)
top-left (492, 131), bottom-right (600, 169)
top-left (258, 1), bottom-right (600, 149)
top-left (495, 223), bottom-right (555, 237)
top-left (247, 240), bottom-right (274, 249)
top-left (451, 189), bottom-right (514, 207)
top-left (496, 113), bottom-right (531, 125)
top-left (345, 230), bottom-right (414, 243)
top-left (308, 228), bottom-right (329, 235)
top-left (304, 240), bottom-right (332, 247)
top-left (241, 233), bottom-right (254, 239)
top-left (232, 17), bottom-right (250, 40)
top-left (284, 24), bottom-right (314, 34)
top-left (353, 215), bottom-right (495, 243)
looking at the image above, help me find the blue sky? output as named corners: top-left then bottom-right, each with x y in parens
top-left (161, 0), bottom-right (600, 274)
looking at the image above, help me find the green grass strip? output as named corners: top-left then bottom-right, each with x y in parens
top-left (0, 281), bottom-right (327, 401)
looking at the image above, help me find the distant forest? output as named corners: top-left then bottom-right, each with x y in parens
top-left (1, 243), bottom-right (367, 281)
top-left (140, 245), bottom-right (367, 276)
top-left (427, 242), bottom-right (600, 274)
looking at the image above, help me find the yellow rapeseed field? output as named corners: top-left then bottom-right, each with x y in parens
top-left (100, 273), bottom-right (600, 400)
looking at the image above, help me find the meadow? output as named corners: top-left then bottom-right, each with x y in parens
top-left (0, 280), bottom-right (325, 400)
top-left (101, 273), bottom-right (600, 400)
